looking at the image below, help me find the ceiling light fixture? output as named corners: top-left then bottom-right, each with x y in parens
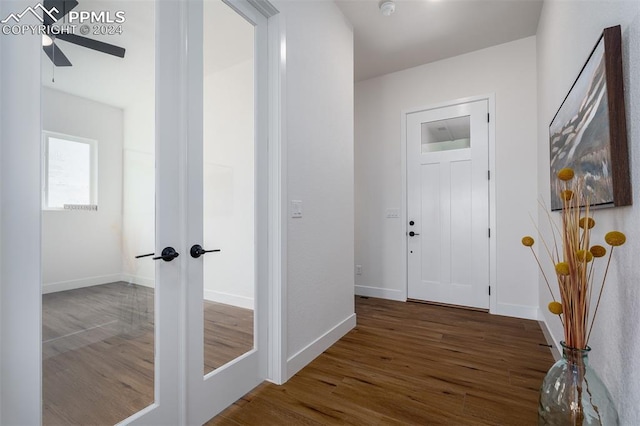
top-left (42, 34), bottom-right (54, 47)
top-left (379, 0), bottom-right (395, 16)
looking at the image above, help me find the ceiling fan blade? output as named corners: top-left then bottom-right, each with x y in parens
top-left (43, 43), bottom-right (72, 66)
top-left (43, 0), bottom-right (79, 26)
top-left (56, 33), bottom-right (126, 58)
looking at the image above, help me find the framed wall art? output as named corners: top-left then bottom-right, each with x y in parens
top-left (549, 25), bottom-right (631, 211)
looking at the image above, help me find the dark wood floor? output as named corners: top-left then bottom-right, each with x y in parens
top-left (208, 296), bottom-right (555, 425)
top-left (43, 282), bottom-right (253, 426)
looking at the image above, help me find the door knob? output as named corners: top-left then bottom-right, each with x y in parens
top-left (190, 244), bottom-right (221, 259)
top-left (409, 231), bottom-right (420, 237)
top-left (152, 247), bottom-right (180, 261)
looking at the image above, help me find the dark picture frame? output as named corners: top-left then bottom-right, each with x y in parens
top-left (549, 25), bottom-right (631, 211)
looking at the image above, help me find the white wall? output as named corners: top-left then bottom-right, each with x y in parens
top-left (42, 88), bottom-right (124, 292)
top-left (274, 0), bottom-right (356, 378)
top-left (355, 37), bottom-right (539, 318)
top-left (536, 1), bottom-right (640, 423)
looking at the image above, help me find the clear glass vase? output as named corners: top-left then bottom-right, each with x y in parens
top-left (538, 342), bottom-right (618, 425)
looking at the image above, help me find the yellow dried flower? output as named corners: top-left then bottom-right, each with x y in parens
top-left (576, 250), bottom-right (593, 263)
top-left (590, 245), bottom-right (607, 258)
top-left (555, 262), bottom-right (570, 276)
top-left (605, 231), bottom-right (626, 247)
top-left (548, 301), bottom-right (563, 315)
top-left (561, 190), bottom-right (574, 201)
top-left (557, 168), bottom-right (575, 181)
top-left (579, 217), bottom-right (595, 229)
top-left (521, 236), bottom-right (535, 247)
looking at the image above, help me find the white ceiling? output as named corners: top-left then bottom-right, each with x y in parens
top-left (335, 0), bottom-right (543, 82)
top-left (43, 0), bottom-right (543, 107)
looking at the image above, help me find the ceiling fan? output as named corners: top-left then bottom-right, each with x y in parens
top-left (42, 0), bottom-right (126, 67)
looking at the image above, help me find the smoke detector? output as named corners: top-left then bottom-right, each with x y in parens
top-left (379, 1), bottom-right (396, 16)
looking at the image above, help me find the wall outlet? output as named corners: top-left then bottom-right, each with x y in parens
top-left (355, 264), bottom-right (363, 275)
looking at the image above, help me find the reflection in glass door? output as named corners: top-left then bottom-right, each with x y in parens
top-left (41, 1), bottom-right (158, 424)
top-left (202, 0), bottom-right (255, 376)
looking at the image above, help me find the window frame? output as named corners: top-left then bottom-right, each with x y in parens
top-left (42, 131), bottom-right (98, 211)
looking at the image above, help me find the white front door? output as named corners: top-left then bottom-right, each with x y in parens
top-left (406, 100), bottom-right (490, 309)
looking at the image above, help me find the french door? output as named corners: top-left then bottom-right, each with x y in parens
top-left (406, 100), bottom-right (490, 309)
top-left (2, 0), bottom-right (273, 424)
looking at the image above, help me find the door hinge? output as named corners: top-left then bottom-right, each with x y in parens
top-left (487, 170), bottom-right (490, 180)
top-left (488, 228), bottom-right (491, 238)
top-left (487, 113), bottom-right (490, 123)
top-left (488, 286), bottom-right (491, 295)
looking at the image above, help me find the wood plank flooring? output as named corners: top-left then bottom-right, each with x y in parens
top-left (208, 296), bottom-right (555, 425)
top-left (43, 282), bottom-right (253, 425)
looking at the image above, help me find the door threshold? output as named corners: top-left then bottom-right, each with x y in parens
top-left (407, 298), bottom-right (489, 313)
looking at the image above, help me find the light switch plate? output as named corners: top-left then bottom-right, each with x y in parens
top-left (291, 200), bottom-right (303, 218)
top-left (385, 208), bottom-right (400, 218)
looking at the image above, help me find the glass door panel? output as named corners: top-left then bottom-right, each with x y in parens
top-left (187, 1), bottom-right (268, 423)
top-left (41, 1), bottom-right (159, 424)
top-left (202, 0), bottom-right (255, 376)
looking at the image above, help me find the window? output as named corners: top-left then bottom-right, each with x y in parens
top-left (421, 115), bottom-right (471, 153)
top-left (43, 132), bottom-right (98, 210)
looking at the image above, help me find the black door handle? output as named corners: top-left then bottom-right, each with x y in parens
top-left (190, 244), bottom-right (221, 259)
top-left (409, 231), bottom-right (420, 237)
top-left (135, 253), bottom-right (155, 259)
top-left (152, 247), bottom-right (180, 262)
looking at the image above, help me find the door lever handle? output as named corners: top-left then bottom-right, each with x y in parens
top-left (135, 253), bottom-right (155, 259)
top-left (408, 231), bottom-right (420, 237)
top-left (190, 244), bottom-right (221, 259)
top-left (152, 247), bottom-right (180, 262)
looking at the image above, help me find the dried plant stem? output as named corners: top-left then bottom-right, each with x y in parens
top-left (586, 247), bottom-right (615, 346)
top-left (558, 179), bottom-right (590, 349)
top-left (529, 247), bottom-right (556, 302)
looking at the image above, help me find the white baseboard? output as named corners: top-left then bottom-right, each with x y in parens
top-left (204, 289), bottom-right (254, 310)
top-left (121, 274), bottom-right (155, 288)
top-left (286, 313), bottom-right (356, 381)
top-left (355, 285), bottom-right (405, 301)
top-left (491, 302), bottom-right (539, 320)
top-left (539, 318), bottom-right (561, 361)
top-left (42, 274), bottom-right (123, 294)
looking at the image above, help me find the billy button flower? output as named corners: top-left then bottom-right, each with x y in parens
top-left (557, 168), bottom-right (575, 181)
top-left (560, 190), bottom-right (574, 201)
top-left (579, 217), bottom-right (595, 229)
top-left (576, 250), bottom-right (593, 263)
top-left (555, 262), bottom-right (570, 276)
top-left (605, 231), bottom-right (626, 247)
top-left (548, 301), bottom-right (563, 315)
top-left (590, 245), bottom-right (607, 258)
top-left (521, 236), bottom-right (535, 247)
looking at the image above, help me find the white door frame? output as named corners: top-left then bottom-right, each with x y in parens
top-left (401, 94), bottom-right (497, 314)
top-left (0, 1), bottom-right (42, 424)
top-left (0, 0), bottom-right (286, 422)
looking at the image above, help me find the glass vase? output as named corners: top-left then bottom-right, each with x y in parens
top-left (538, 342), bottom-right (618, 425)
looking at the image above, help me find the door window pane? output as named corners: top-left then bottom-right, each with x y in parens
top-left (41, 1), bottom-right (157, 424)
top-left (421, 115), bottom-right (471, 153)
top-left (202, 0), bottom-right (255, 376)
